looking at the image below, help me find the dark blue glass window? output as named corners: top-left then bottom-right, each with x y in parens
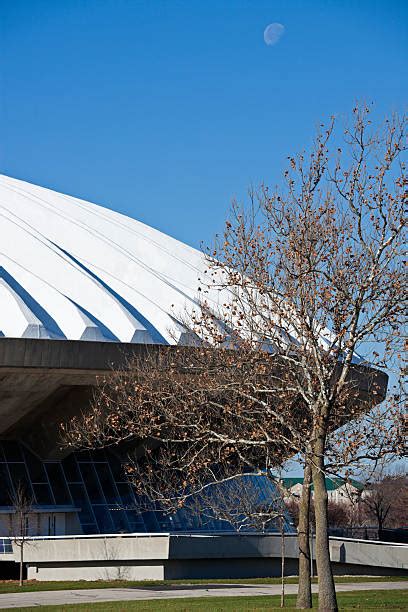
top-left (141, 509), bottom-right (160, 532)
top-left (0, 442), bottom-right (294, 536)
top-left (32, 483), bottom-right (54, 505)
top-left (110, 509), bottom-right (130, 532)
top-left (93, 505), bottom-right (114, 533)
top-left (79, 463), bottom-right (105, 504)
top-left (8, 463), bottom-right (33, 498)
top-left (88, 448), bottom-right (107, 462)
top-left (76, 450), bottom-right (91, 462)
top-left (106, 452), bottom-right (126, 481)
top-left (96, 463), bottom-right (118, 505)
top-left (68, 483), bottom-right (95, 523)
top-left (62, 455), bottom-right (81, 482)
top-left (116, 483), bottom-right (135, 507)
top-left (23, 447), bottom-right (48, 483)
top-left (0, 464), bottom-right (13, 505)
top-left (45, 463), bottom-right (72, 505)
top-left (82, 523), bottom-right (99, 534)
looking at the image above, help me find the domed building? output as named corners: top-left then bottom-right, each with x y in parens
top-left (0, 174), bottom-right (216, 345)
top-left (0, 176), bottom-right (391, 581)
top-left (0, 175), bottom-right (283, 540)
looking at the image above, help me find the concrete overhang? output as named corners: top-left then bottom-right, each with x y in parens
top-left (0, 338), bottom-right (388, 459)
top-left (0, 338), bottom-right (148, 456)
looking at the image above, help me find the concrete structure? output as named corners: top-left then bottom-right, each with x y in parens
top-left (0, 174), bottom-right (215, 345)
top-left (0, 175), bottom-right (391, 579)
top-left (0, 533), bottom-right (406, 581)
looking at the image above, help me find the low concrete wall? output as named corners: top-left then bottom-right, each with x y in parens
top-left (329, 538), bottom-right (408, 572)
top-left (28, 561), bottom-right (165, 581)
top-left (169, 534), bottom-right (299, 560)
top-left (9, 533), bottom-right (408, 582)
top-left (22, 534), bottom-right (170, 564)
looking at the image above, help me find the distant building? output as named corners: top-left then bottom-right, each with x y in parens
top-left (282, 477), bottom-right (364, 505)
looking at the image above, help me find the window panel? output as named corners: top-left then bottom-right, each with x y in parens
top-left (45, 463), bottom-right (72, 505)
top-left (141, 510), bottom-right (160, 532)
top-left (0, 464), bottom-right (13, 505)
top-left (89, 449), bottom-right (107, 462)
top-left (116, 483), bottom-right (136, 507)
top-left (68, 483), bottom-right (95, 523)
top-left (79, 463), bottom-right (105, 504)
top-left (82, 523), bottom-right (99, 534)
top-left (7, 463), bottom-right (33, 498)
top-left (75, 450), bottom-right (91, 462)
top-left (106, 452), bottom-right (126, 481)
top-left (95, 463), bottom-right (118, 505)
top-left (93, 505), bottom-right (114, 533)
top-left (110, 509), bottom-right (130, 532)
top-left (23, 447), bottom-right (48, 483)
top-left (125, 509), bottom-right (145, 531)
top-left (32, 483), bottom-right (54, 505)
top-left (62, 455), bottom-right (81, 482)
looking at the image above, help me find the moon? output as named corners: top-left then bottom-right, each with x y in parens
top-left (263, 23), bottom-right (285, 46)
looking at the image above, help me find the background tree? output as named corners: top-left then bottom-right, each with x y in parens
top-left (8, 483), bottom-right (34, 587)
top-left (359, 471), bottom-right (408, 535)
top-left (64, 106), bottom-right (406, 612)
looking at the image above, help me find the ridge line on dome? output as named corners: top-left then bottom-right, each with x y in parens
top-left (57, 191), bottom-right (203, 270)
top-left (53, 243), bottom-right (168, 345)
top-left (1, 181), bottom-right (204, 291)
top-left (0, 208), bottom-right (109, 292)
top-left (1, 176), bottom-right (204, 275)
top-left (66, 298), bottom-right (119, 342)
top-left (0, 212), bottom-right (147, 340)
top-left (0, 266), bottom-right (66, 339)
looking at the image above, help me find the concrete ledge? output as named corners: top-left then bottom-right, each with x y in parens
top-left (7, 533), bottom-right (407, 581)
top-left (22, 535), bottom-right (170, 563)
top-left (0, 338), bottom-right (146, 371)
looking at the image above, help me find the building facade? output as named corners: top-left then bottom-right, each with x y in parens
top-left (0, 176), bottom-right (291, 542)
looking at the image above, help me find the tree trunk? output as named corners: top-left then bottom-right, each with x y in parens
top-left (296, 462), bottom-right (312, 609)
top-left (19, 542), bottom-right (23, 587)
top-left (281, 516), bottom-right (285, 608)
top-left (312, 439), bottom-right (338, 612)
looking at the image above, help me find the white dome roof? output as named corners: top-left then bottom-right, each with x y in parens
top-left (0, 174), bottom-right (214, 344)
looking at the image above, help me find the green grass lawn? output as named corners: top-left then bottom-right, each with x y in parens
top-left (1, 590), bottom-right (407, 611)
top-left (0, 575), bottom-right (407, 594)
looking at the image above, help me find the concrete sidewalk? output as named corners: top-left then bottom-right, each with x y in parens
top-left (0, 581), bottom-right (407, 609)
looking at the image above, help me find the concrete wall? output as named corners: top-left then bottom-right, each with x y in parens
top-left (329, 538), bottom-right (408, 571)
top-left (164, 557), bottom-right (300, 580)
top-left (28, 562), bottom-right (165, 581)
top-left (22, 535), bottom-right (170, 564)
top-left (12, 533), bottom-right (408, 582)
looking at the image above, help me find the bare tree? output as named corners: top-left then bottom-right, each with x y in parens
top-left (185, 472), bottom-right (290, 607)
top-left (187, 473), bottom-right (287, 532)
top-left (359, 471), bottom-right (408, 535)
top-left (190, 105), bottom-right (406, 610)
top-left (294, 464), bottom-right (313, 608)
top-left (9, 483), bottom-right (34, 587)
top-left (64, 107), bottom-right (406, 611)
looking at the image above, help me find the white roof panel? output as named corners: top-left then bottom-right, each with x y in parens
top-left (0, 174), bottom-right (212, 344)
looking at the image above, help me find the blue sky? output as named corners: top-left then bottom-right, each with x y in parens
top-left (1, 0), bottom-right (407, 249)
top-left (1, 1), bottom-right (406, 478)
